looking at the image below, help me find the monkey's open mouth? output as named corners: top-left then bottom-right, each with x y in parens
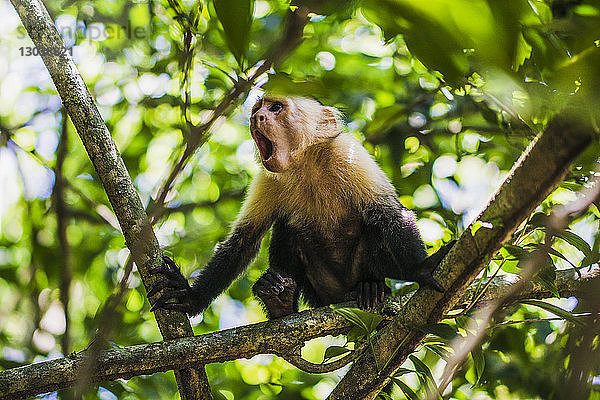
top-left (252, 130), bottom-right (273, 161)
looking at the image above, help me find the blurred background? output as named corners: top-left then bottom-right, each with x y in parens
top-left (1, 0), bottom-right (599, 398)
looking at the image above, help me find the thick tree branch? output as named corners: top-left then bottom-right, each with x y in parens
top-left (435, 161), bottom-right (600, 395)
top-left (328, 113), bottom-right (594, 399)
top-left (1, 266), bottom-right (597, 399)
top-left (9, 0), bottom-right (210, 398)
top-left (0, 304), bottom-right (351, 398)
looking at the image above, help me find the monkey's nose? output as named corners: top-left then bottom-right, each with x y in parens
top-left (256, 113), bottom-right (266, 122)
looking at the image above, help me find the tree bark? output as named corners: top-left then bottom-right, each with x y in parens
top-left (9, 0), bottom-right (211, 398)
top-left (1, 266), bottom-right (597, 399)
top-left (327, 114), bottom-right (594, 399)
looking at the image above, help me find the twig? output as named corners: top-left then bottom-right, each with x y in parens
top-left (281, 347), bottom-right (357, 374)
top-left (494, 313), bottom-right (594, 327)
top-left (148, 6), bottom-right (310, 223)
top-left (54, 107), bottom-right (73, 357)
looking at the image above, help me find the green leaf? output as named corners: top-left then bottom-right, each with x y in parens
top-left (455, 315), bottom-right (471, 331)
top-left (324, 345), bottom-right (351, 361)
top-left (259, 383), bottom-right (282, 395)
top-left (521, 299), bottom-right (586, 326)
top-left (394, 368), bottom-right (414, 377)
top-left (504, 244), bottom-right (530, 260)
top-left (530, 253), bottom-right (559, 297)
top-left (364, 104), bottom-right (405, 135)
top-left (471, 346), bottom-right (485, 384)
top-left (409, 355), bottom-right (435, 384)
top-left (332, 306), bottom-right (365, 328)
top-left (530, 244), bottom-right (573, 266)
top-left (554, 230), bottom-right (593, 257)
top-left (391, 378), bottom-right (419, 400)
top-left (529, 0), bottom-right (553, 24)
top-left (581, 252), bottom-right (600, 268)
top-left (213, 0), bottom-right (254, 66)
top-left (530, 243), bottom-right (579, 276)
top-left (420, 323), bottom-right (458, 341)
top-left (331, 306), bottom-right (383, 334)
top-left (346, 325), bottom-right (366, 343)
top-left (559, 181), bottom-right (584, 191)
top-left (528, 212), bottom-right (548, 228)
top-left (389, 280), bottom-right (419, 297)
top-left (361, 0), bottom-right (468, 83)
top-left (425, 344), bottom-right (451, 359)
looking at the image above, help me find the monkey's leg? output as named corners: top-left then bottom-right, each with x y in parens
top-left (254, 219), bottom-right (307, 318)
top-left (352, 234), bottom-right (393, 310)
top-left (252, 270), bottom-right (298, 318)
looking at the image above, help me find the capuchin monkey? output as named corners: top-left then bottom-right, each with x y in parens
top-left (149, 96), bottom-right (454, 318)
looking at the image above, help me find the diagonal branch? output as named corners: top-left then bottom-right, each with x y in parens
top-left (8, 0), bottom-right (210, 398)
top-left (327, 111), bottom-right (595, 399)
top-left (435, 161), bottom-right (600, 395)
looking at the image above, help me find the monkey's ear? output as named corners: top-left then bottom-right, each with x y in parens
top-left (317, 107), bottom-right (341, 137)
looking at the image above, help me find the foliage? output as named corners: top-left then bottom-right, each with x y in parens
top-left (1, 0), bottom-right (599, 399)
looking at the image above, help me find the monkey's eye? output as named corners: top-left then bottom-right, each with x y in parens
top-left (269, 102), bottom-right (283, 113)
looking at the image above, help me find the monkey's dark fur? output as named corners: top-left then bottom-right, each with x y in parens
top-left (149, 96), bottom-right (454, 319)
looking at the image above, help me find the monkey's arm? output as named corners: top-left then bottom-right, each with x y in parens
top-left (149, 220), bottom-right (272, 315)
top-left (149, 175), bottom-right (276, 316)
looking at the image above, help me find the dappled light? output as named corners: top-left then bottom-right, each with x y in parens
top-left (1, 0), bottom-right (599, 399)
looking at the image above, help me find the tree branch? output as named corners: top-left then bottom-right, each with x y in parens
top-left (1, 266), bottom-right (597, 399)
top-left (327, 112), bottom-right (594, 399)
top-left (9, 0), bottom-right (210, 398)
top-left (435, 161), bottom-right (600, 395)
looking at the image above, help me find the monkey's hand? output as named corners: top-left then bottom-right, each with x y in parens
top-left (253, 270), bottom-right (298, 319)
top-left (148, 256), bottom-right (194, 314)
top-left (415, 240), bottom-right (456, 292)
top-left (356, 281), bottom-right (389, 310)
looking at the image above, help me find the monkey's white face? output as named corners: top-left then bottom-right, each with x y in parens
top-left (250, 96), bottom-right (341, 172)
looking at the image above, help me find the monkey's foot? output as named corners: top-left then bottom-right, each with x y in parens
top-left (415, 240), bottom-right (456, 292)
top-left (356, 281), bottom-right (388, 310)
top-left (253, 271), bottom-right (298, 319)
top-left (148, 256), bottom-right (194, 314)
